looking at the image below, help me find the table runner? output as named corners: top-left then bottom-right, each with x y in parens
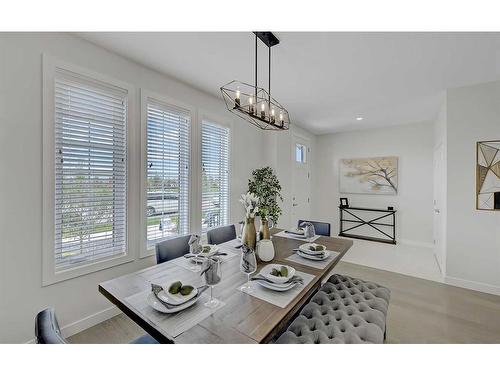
top-left (217, 238), bottom-right (243, 251)
top-left (285, 250), bottom-right (340, 270)
top-left (237, 270), bottom-right (315, 308)
top-left (125, 290), bottom-right (225, 338)
top-left (273, 230), bottom-right (321, 243)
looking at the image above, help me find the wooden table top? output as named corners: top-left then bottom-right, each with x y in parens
top-left (99, 229), bottom-right (353, 343)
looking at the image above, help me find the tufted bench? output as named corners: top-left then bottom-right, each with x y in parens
top-left (276, 274), bottom-right (390, 344)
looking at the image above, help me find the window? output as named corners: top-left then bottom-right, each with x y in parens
top-left (296, 143), bottom-right (307, 163)
top-left (201, 121), bottom-right (230, 232)
top-left (145, 98), bottom-right (190, 249)
top-left (54, 68), bottom-right (128, 270)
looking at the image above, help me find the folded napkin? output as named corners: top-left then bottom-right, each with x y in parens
top-left (251, 275), bottom-right (304, 285)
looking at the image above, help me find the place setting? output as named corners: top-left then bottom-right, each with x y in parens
top-left (285, 242), bottom-right (340, 269)
top-left (237, 244), bottom-right (315, 308)
top-left (274, 221), bottom-right (321, 243)
top-left (171, 234), bottom-right (238, 272)
top-left (126, 256), bottom-right (225, 338)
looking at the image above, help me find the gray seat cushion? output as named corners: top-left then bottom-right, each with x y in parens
top-left (276, 274), bottom-right (390, 344)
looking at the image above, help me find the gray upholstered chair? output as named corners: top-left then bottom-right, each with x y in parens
top-left (207, 224), bottom-right (236, 245)
top-left (155, 234), bottom-right (192, 264)
top-left (298, 220), bottom-right (331, 237)
top-left (35, 308), bottom-right (158, 344)
top-left (35, 308), bottom-right (66, 344)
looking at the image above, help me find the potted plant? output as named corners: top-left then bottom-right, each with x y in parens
top-left (248, 167), bottom-right (283, 239)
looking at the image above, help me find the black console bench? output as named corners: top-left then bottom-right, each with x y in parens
top-left (339, 206), bottom-right (396, 245)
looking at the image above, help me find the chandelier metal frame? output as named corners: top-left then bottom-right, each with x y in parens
top-left (220, 32), bottom-right (290, 131)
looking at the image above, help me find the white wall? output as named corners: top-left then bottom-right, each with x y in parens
top-left (311, 122), bottom-right (434, 245)
top-left (445, 80), bottom-right (500, 293)
top-left (0, 33), bottom-right (266, 343)
top-left (265, 125), bottom-right (316, 230)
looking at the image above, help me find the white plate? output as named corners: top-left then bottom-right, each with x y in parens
top-left (199, 244), bottom-right (218, 257)
top-left (286, 228), bottom-right (305, 237)
top-left (157, 285), bottom-right (198, 306)
top-left (189, 257), bottom-right (205, 264)
top-left (260, 264), bottom-right (296, 284)
top-left (256, 279), bottom-right (298, 292)
top-left (299, 243), bottom-right (326, 255)
top-left (147, 292), bottom-right (199, 314)
top-left (297, 250), bottom-right (331, 261)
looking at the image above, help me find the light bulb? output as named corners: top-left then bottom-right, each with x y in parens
top-left (261, 102), bottom-right (265, 111)
top-left (234, 87), bottom-right (241, 107)
top-left (249, 96), bottom-right (253, 104)
top-left (279, 112), bottom-right (283, 120)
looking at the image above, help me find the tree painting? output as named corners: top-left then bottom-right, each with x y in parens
top-left (340, 156), bottom-right (398, 195)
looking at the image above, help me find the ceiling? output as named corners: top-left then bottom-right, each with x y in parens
top-left (78, 32), bottom-right (500, 134)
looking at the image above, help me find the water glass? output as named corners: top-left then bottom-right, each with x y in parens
top-left (239, 245), bottom-right (257, 292)
top-left (189, 235), bottom-right (203, 272)
top-left (203, 258), bottom-right (222, 308)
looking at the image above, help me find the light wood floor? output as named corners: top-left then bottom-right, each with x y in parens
top-left (68, 261), bottom-right (500, 344)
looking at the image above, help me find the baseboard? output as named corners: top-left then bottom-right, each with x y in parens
top-left (445, 276), bottom-right (500, 296)
top-left (25, 305), bottom-right (120, 343)
top-left (399, 239), bottom-right (434, 249)
top-left (61, 305), bottom-right (121, 338)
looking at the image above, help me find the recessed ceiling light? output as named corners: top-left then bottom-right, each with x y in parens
top-left (356, 117), bottom-right (363, 121)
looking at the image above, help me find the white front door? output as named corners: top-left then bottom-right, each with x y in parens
top-left (433, 143), bottom-right (446, 275)
top-left (291, 135), bottom-right (311, 228)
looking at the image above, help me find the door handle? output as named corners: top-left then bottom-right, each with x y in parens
top-left (293, 203), bottom-right (298, 207)
top-left (434, 209), bottom-right (440, 213)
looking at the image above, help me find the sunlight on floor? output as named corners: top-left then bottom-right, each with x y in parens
top-left (333, 237), bottom-right (443, 282)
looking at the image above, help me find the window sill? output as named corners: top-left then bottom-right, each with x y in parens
top-left (42, 251), bottom-right (135, 287)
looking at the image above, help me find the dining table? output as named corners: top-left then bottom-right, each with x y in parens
top-left (98, 228), bottom-right (353, 343)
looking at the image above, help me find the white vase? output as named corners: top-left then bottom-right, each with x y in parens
top-left (257, 239), bottom-right (275, 262)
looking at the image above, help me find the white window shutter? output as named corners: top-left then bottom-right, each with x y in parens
top-left (201, 121), bottom-right (230, 232)
top-left (54, 69), bottom-right (128, 269)
top-left (146, 99), bottom-right (190, 247)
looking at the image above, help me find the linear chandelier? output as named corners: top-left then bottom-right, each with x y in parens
top-left (220, 32), bottom-right (290, 131)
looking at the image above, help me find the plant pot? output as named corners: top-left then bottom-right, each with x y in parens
top-left (259, 218), bottom-right (271, 240)
top-left (242, 217), bottom-right (256, 250)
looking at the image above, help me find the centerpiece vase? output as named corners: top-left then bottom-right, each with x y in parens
top-left (259, 218), bottom-right (271, 240)
top-left (242, 217), bottom-right (257, 250)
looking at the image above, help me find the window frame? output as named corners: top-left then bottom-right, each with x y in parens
top-left (139, 90), bottom-right (196, 258)
top-left (200, 117), bottom-right (231, 234)
top-left (42, 55), bottom-right (135, 286)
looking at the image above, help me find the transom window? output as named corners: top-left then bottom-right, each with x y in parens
top-left (146, 99), bottom-right (190, 248)
top-left (296, 143), bottom-right (307, 163)
top-left (201, 120), bottom-right (230, 232)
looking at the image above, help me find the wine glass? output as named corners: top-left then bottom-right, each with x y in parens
top-left (189, 235), bottom-right (202, 272)
top-left (239, 245), bottom-right (257, 292)
top-left (203, 257), bottom-right (222, 308)
top-left (267, 217), bottom-right (274, 239)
